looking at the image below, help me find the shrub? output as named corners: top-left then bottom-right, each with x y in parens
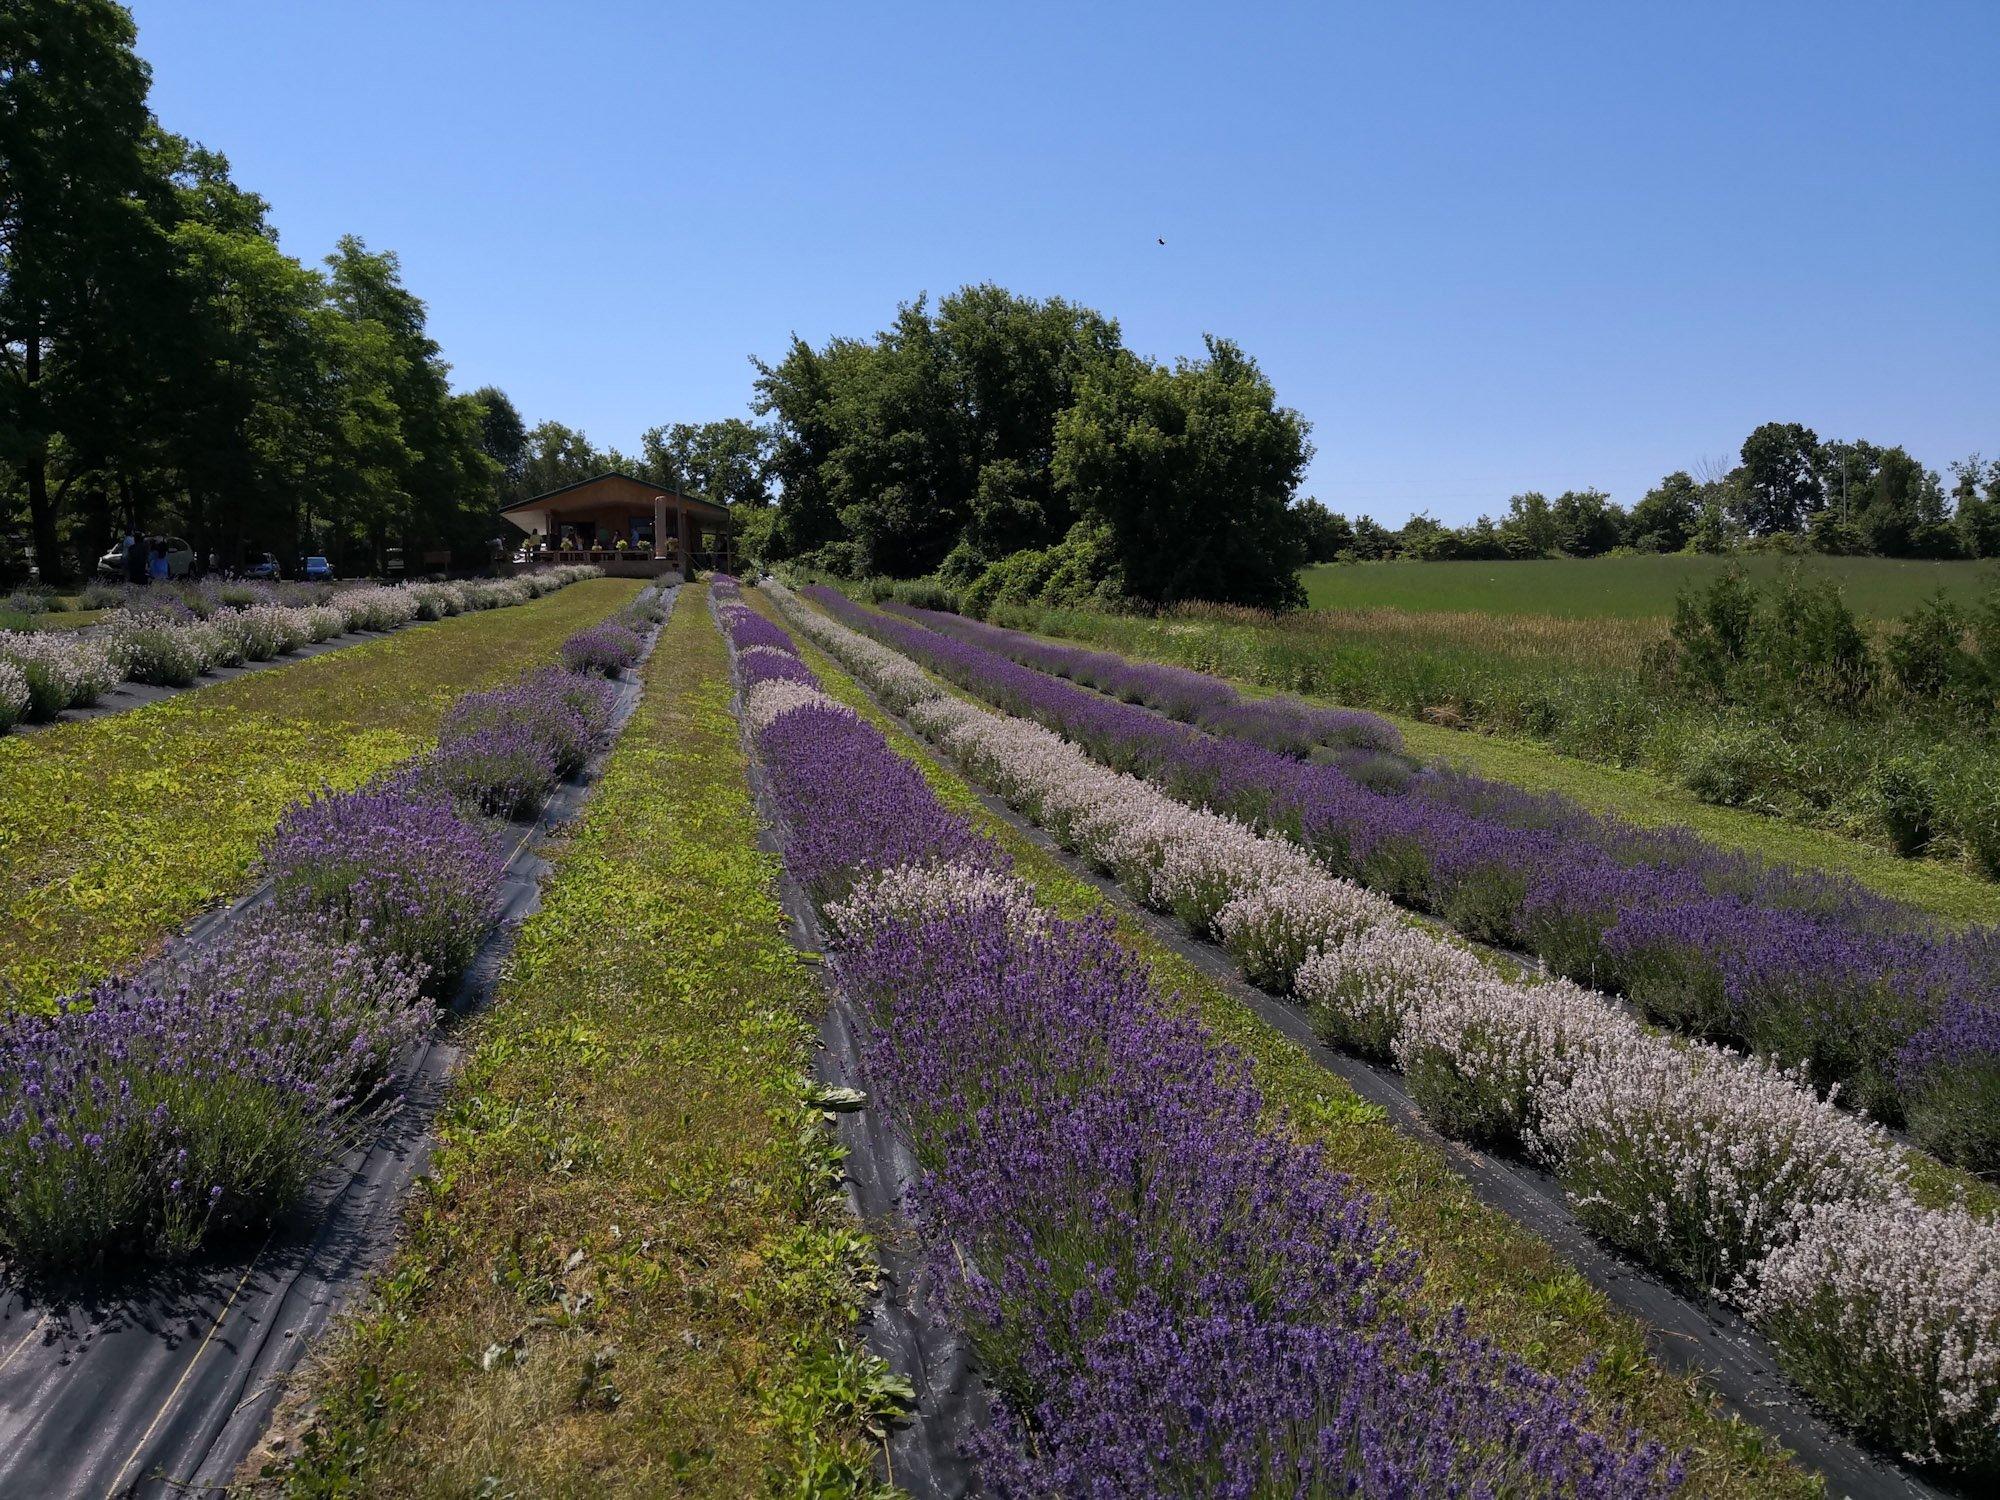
top-left (441, 672), bottom-right (605, 780)
top-left (0, 631), bottom-right (120, 717)
top-left (560, 622), bottom-right (643, 675)
top-left (263, 783), bottom-right (506, 988)
top-left (335, 585), bottom-right (421, 633)
top-left (1677, 721), bottom-right (1786, 809)
top-left (77, 581), bottom-right (126, 610)
top-left (299, 604), bottom-right (346, 642)
top-left (103, 616), bottom-right (210, 687)
top-left (1212, 877), bottom-right (1388, 992)
top-left (417, 723), bottom-right (559, 820)
top-left (1746, 1198), bottom-right (2000, 1475)
top-left (0, 923), bottom-right (426, 1268)
top-left (1395, 975), bottom-right (1645, 1152)
top-left (1896, 1001), bottom-right (2000, 1169)
top-left (1528, 1040), bottom-right (1904, 1292)
top-left (212, 604), bottom-right (308, 662)
top-left (1873, 753), bottom-right (1940, 855)
top-left (0, 660), bottom-right (26, 731)
top-left (1294, 925), bottom-right (1486, 1060)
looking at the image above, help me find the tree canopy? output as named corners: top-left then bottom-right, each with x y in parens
top-left (754, 285), bottom-right (1313, 608)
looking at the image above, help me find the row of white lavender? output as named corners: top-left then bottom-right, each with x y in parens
top-left (761, 576), bottom-right (2000, 1478)
top-left (0, 566), bottom-right (605, 733)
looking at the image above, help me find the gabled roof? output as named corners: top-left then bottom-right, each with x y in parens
top-left (501, 471), bottom-right (731, 516)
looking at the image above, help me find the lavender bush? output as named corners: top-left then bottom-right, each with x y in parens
top-left (1745, 1197), bottom-right (2000, 1474)
top-left (731, 602), bottom-right (1680, 1495)
top-left (559, 621), bottom-right (642, 675)
top-left (0, 923), bottom-right (425, 1269)
top-left (102, 613), bottom-right (212, 686)
top-left (417, 724), bottom-right (560, 820)
top-left (803, 583), bottom-right (2000, 1170)
top-left (1528, 1040), bottom-right (1906, 1292)
top-left (263, 781), bottom-right (506, 988)
top-left (0, 630), bottom-right (120, 717)
top-left (0, 661), bottom-right (23, 730)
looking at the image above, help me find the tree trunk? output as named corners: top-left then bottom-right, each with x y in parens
top-left (22, 321), bottom-right (68, 586)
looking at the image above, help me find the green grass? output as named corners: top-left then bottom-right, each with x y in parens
top-left (0, 607), bottom-right (108, 631)
top-left (762, 589), bottom-right (1819, 1500)
top-left (278, 590), bottom-right (895, 1497)
top-left (0, 577), bottom-right (641, 1009)
top-left (1301, 553), bottom-right (1999, 620)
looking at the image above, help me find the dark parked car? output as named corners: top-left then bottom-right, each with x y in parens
top-left (302, 555), bottom-right (334, 581)
top-left (244, 552), bottom-right (281, 579)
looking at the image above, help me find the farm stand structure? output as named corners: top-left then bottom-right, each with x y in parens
top-left (501, 472), bottom-right (733, 576)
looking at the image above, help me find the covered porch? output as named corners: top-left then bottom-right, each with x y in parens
top-left (500, 472), bottom-right (734, 576)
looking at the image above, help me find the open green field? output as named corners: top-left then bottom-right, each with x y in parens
top-left (1301, 553), bottom-right (1999, 620)
top-left (0, 576), bottom-right (640, 1007)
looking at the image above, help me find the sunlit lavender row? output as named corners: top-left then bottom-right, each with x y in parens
top-left (716, 577), bottom-right (1685, 1496)
top-left (801, 584), bottom-right (2000, 1178)
top-left (0, 564), bottom-right (606, 731)
top-left (766, 575), bottom-right (2000, 1475)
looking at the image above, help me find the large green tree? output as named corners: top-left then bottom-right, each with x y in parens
top-left (637, 416), bottom-right (772, 507)
top-left (0, 0), bottom-right (160, 581)
top-left (1054, 336), bottom-right (1312, 609)
top-left (1734, 421), bottom-right (1824, 535)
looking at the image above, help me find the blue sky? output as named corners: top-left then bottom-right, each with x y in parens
top-left (128, 0), bottom-right (1997, 524)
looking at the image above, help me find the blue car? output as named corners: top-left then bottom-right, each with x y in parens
top-left (302, 555), bottom-right (334, 581)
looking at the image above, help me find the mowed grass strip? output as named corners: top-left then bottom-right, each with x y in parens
top-left (0, 577), bottom-right (641, 1008)
top-left (763, 594), bottom-right (1818, 1499)
top-left (274, 590), bottom-right (895, 1497)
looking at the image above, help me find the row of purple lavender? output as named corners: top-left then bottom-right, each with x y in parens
top-left (768, 576), bottom-right (1999, 1478)
top-left (0, 594), bottom-right (658, 1272)
top-left (715, 577), bottom-right (1683, 1496)
top-left (812, 588), bottom-right (2000, 1176)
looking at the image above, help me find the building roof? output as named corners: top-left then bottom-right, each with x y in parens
top-left (500, 471), bottom-right (732, 517)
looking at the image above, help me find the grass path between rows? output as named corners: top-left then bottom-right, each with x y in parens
top-left (996, 610), bottom-right (2000, 925)
top-left (763, 591), bottom-right (1818, 1499)
top-left (0, 577), bottom-right (642, 1008)
top-left (275, 588), bottom-right (897, 1496)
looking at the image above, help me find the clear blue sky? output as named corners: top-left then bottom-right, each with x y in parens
top-left (127, 0), bottom-right (1998, 524)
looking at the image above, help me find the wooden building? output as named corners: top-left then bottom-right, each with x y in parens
top-left (500, 472), bottom-right (732, 577)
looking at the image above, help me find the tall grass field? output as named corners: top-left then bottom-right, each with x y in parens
top-left (1302, 554), bottom-right (1998, 619)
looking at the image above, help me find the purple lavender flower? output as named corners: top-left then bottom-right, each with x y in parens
top-left (263, 780), bottom-right (506, 988)
top-left (559, 621), bottom-right (643, 674)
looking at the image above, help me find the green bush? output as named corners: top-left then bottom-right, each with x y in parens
top-left (1873, 755), bottom-right (1939, 855)
top-left (1678, 722), bottom-right (1786, 810)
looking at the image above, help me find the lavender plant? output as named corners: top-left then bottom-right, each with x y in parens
top-left (559, 621), bottom-right (643, 674)
top-left (1745, 1197), bottom-right (2000, 1474)
top-left (0, 923), bottom-right (425, 1269)
top-left (0, 630), bottom-right (120, 717)
top-left (263, 781), bottom-right (506, 988)
top-left (732, 601), bottom-right (1680, 1495)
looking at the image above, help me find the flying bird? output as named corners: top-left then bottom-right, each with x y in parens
top-left (1157, 236), bottom-right (1166, 245)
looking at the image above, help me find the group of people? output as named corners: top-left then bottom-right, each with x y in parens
top-left (118, 533), bottom-right (176, 584)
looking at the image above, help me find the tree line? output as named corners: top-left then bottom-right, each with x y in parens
top-left (751, 283), bottom-right (1316, 609)
top-left (1300, 421), bottom-right (2000, 566)
top-left (0, 2), bottom-right (770, 586)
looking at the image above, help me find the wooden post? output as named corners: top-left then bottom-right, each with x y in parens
top-left (678, 506), bottom-right (692, 577)
top-left (653, 493), bottom-right (667, 563)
